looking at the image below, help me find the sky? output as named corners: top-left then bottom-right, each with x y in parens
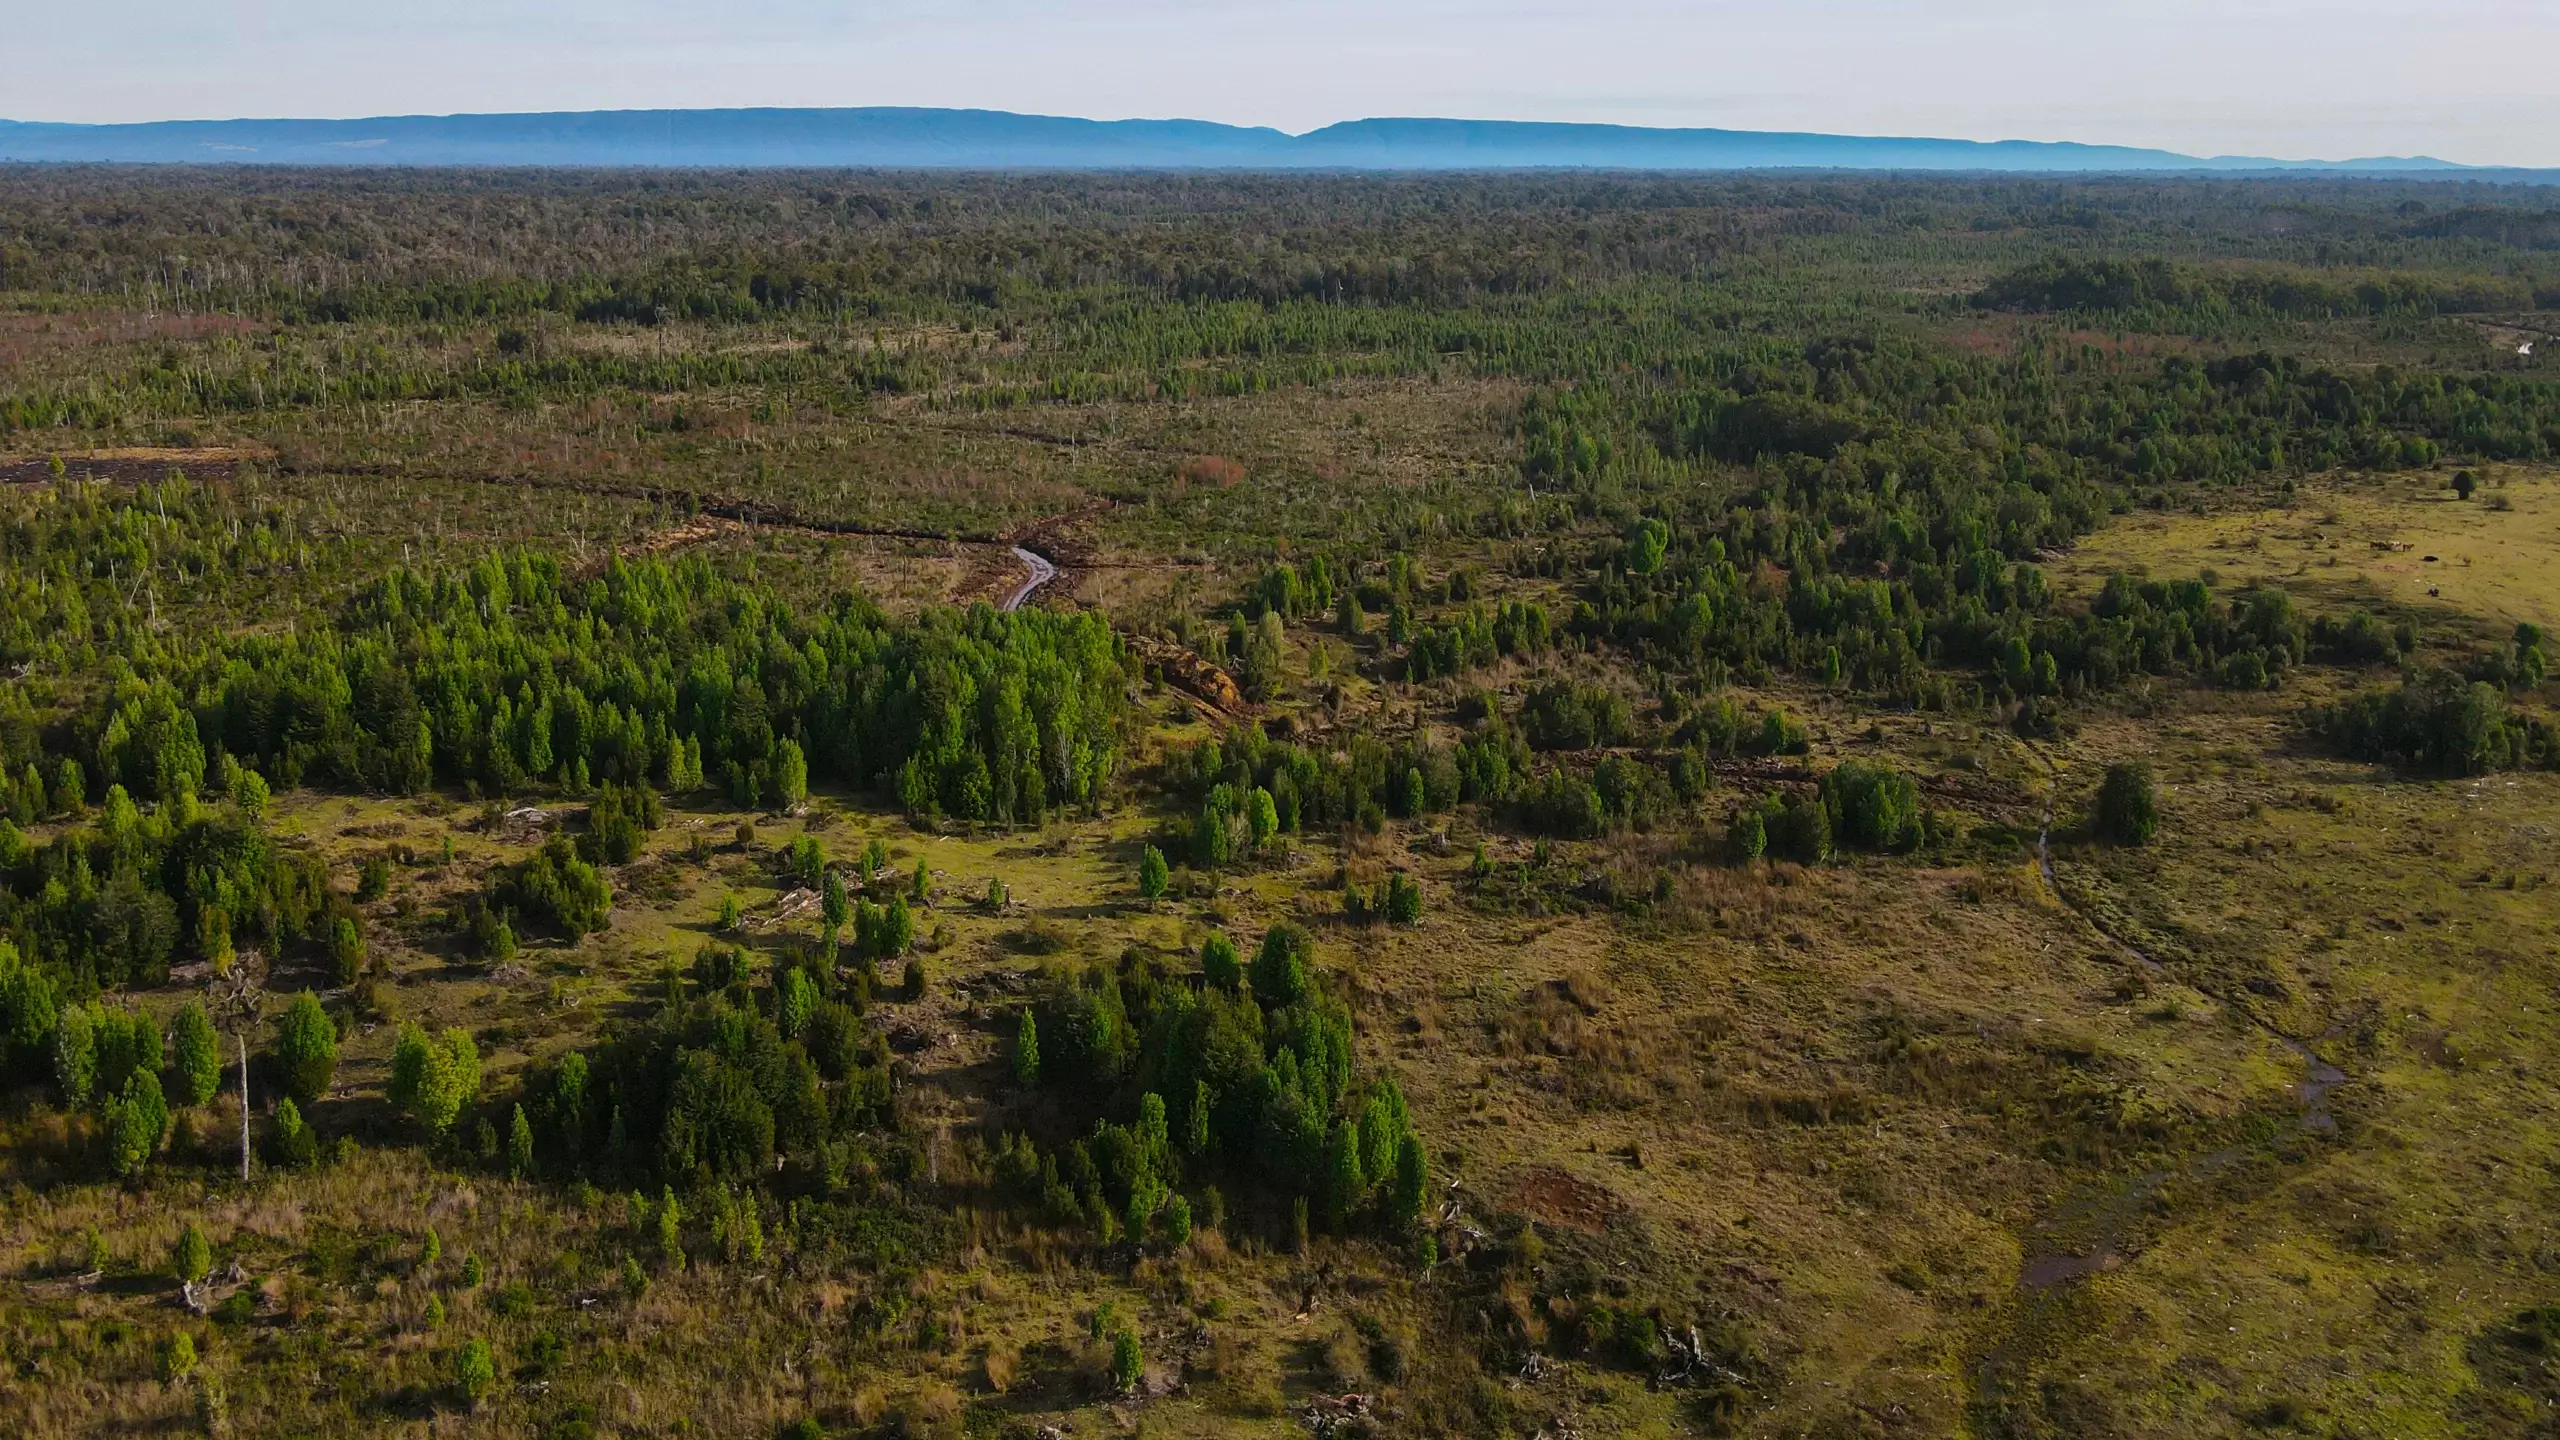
top-left (5, 0), bottom-right (2554, 167)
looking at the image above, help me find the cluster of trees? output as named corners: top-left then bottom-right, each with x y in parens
top-left (1164, 687), bottom-right (1804, 848)
top-left (1342, 871), bottom-right (1424, 925)
top-left (1581, 514), bottom-right (2418, 715)
top-left (1727, 761), bottom-right (1930, 864)
top-left (489, 836), bottom-right (612, 940)
top-left (513, 945), bottom-right (895, 1193)
top-left (1401, 600), bottom-right (1557, 682)
top-left (1519, 680), bottom-right (1634, 751)
top-left (1163, 714), bottom-right (1585, 856)
top-left (1006, 925), bottom-right (1427, 1244)
top-left (1515, 752), bottom-right (1691, 839)
top-left (1524, 313), bottom-right (2554, 708)
top-left (0, 774), bottom-right (337, 989)
top-left (2321, 667), bottom-right (2560, 775)
top-left (0, 944), bottom-right (230, 1177)
top-left (5, 550), bottom-right (1126, 828)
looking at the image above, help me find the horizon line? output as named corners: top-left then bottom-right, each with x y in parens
top-left (2, 105), bottom-right (2544, 175)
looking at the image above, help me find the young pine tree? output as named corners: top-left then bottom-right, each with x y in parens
top-left (2096, 760), bottom-right (2161, 846)
top-left (1012, 1009), bottom-right (1041, 1087)
top-left (172, 1223), bottom-right (212, 1286)
top-left (170, 1000), bottom-right (221, 1108)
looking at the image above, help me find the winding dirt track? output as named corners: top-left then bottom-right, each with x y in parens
top-left (999, 544), bottom-right (1058, 611)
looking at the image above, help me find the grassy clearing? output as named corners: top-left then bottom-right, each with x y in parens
top-left (2052, 467), bottom-right (2560, 641)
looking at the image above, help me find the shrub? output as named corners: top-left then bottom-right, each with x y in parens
top-left (453, 1338), bottom-right (496, 1405)
top-left (1251, 925), bottom-right (1314, 1008)
top-left (1820, 762), bottom-right (1922, 852)
top-left (1384, 873), bottom-right (1422, 924)
top-left (786, 834), bottom-right (827, 889)
top-left (388, 1024), bottom-right (482, 1138)
top-left (172, 1222), bottom-right (212, 1285)
top-left (2095, 761), bottom-right (2160, 845)
top-left (270, 993), bottom-right (337, 1109)
top-left (1137, 844), bottom-right (1169, 900)
top-left (107, 1070), bottom-right (169, 1176)
top-left (356, 856), bottom-right (391, 902)
top-left (1110, 1329), bottom-right (1144, 1394)
top-left (328, 916), bottom-right (367, 987)
top-left (270, 1096), bottom-right (317, 1168)
top-left (1521, 680), bottom-right (1632, 751)
top-left (1200, 931), bottom-right (1241, 991)
top-left (495, 836), bottom-right (612, 937)
top-left (160, 1331), bottom-right (198, 1382)
top-left (1753, 707), bottom-right (1810, 756)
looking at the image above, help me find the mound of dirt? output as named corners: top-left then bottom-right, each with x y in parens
top-left (1508, 1165), bottom-right (1627, 1233)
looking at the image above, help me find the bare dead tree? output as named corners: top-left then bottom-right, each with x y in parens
top-left (207, 949), bottom-right (270, 1184)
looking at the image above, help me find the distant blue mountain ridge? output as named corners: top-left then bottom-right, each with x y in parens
top-left (0, 107), bottom-right (2502, 173)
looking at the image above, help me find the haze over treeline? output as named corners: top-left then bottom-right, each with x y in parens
top-left (0, 107), bottom-right (2516, 173)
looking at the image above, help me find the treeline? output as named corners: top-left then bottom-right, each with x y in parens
top-left (11, 168), bottom-right (2560, 316)
top-left (1975, 256), bottom-right (2560, 319)
top-left (0, 548), bottom-right (1128, 826)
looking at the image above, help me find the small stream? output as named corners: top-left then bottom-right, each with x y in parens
top-left (1000, 544), bottom-right (1058, 611)
top-left (1978, 805), bottom-right (2351, 1411)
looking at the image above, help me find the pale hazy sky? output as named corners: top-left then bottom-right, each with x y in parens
top-left (5, 0), bottom-right (2553, 166)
